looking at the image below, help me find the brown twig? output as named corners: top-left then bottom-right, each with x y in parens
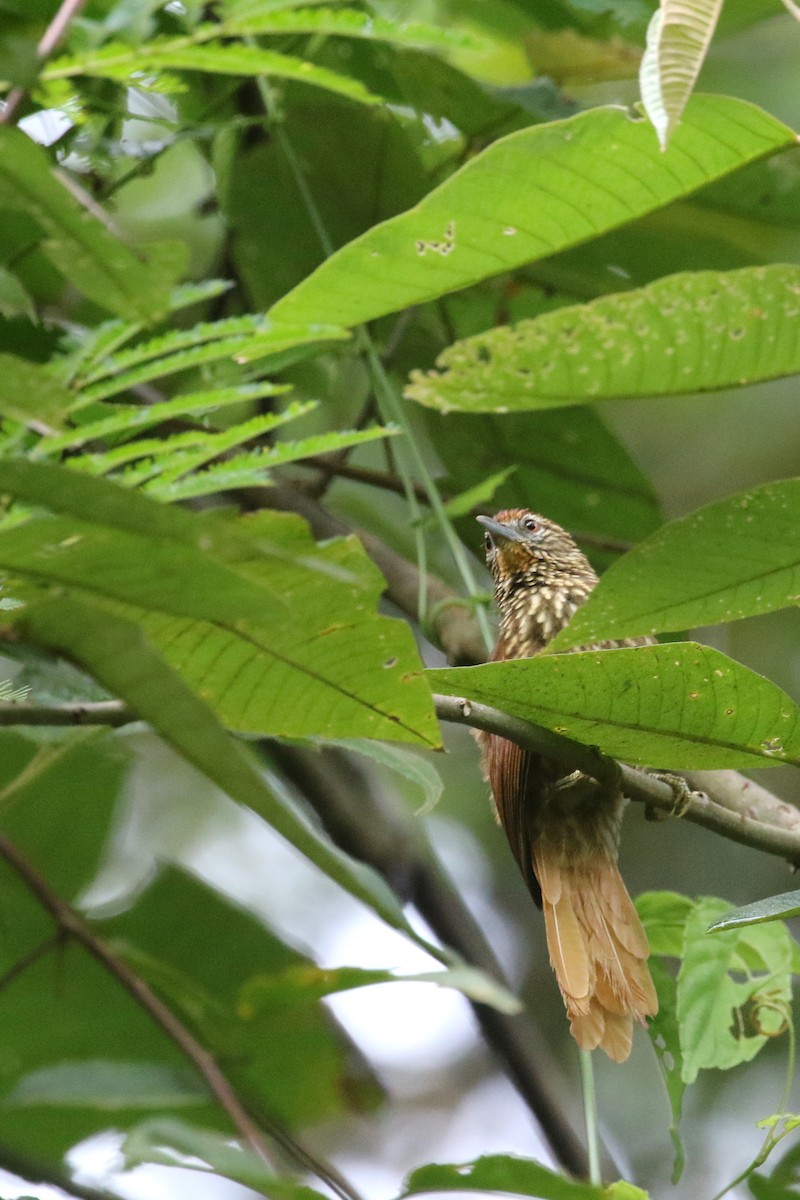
top-left (0, 831), bottom-right (363, 1200)
top-left (1, 0), bottom-right (87, 125)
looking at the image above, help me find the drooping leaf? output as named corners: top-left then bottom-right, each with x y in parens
top-left (311, 738), bottom-right (445, 815)
top-left (404, 266), bottom-right (800, 413)
top-left (429, 643), bottom-right (800, 769)
top-left (12, 595), bottom-right (443, 958)
top-left (643, 961), bottom-right (687, 1184)
top-left (0, 127), bottom-right (181, 321)
top-left (707, 890), bottom-right (800, 932)
top-left (45, 40), bottom-right (382, 105)
top-left (401, 1154), bottom-right (605, 1198)
top-left (268, 97), bottom-right (796, 329)
top-left (639, 0), bottom-right (725, 150)
top-left (677, 897), bottom-right (793, 1084)
top-left (123, 1118), bottom-right (327, 1200)
top-left (4, 1060), bottom-right (206, 1110)
top-left (548, 479), bottom-right (800, 650)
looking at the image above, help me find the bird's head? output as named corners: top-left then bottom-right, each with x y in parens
top-left (477, 508), bottom-right (586, 583)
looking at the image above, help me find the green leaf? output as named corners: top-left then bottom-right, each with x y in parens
top-left (313, 738), bottom-right (444, 815)
top-left (128, 511), bottom-right (439, 746)
top-left (428, 407), bottom-right (661, 567)
top-left (45, 40), bottom-right (382, 105)
top-left (0, 354), bottom-right (74, 428)
top-left (0, 127), bottom-right (180, 321)
top-left (401, 1154), bottom-right (605, 1197)
top-left (0, 267), bottom-right (35, 321)
top-left (123, 1118), bottom-right (327, 1199)
top-left (222, 4), bottom-right (478, 50)
top-left (4, 1060), bottom-right (206, 1110)
top-left (74, 318), bottom-right (348, 405)
top-left (677, 897), bottom-right (793, 1084)
top-left (404, 266), bottom-right (800, 413)
top-left (548, 480), bottom-right (800, 650)
top-left (429, 642), bottom-right (800, 769)
top-left (268, 96), bottom-right (796, 329)
top-left (639, 0), bottom-right (725, 150)
top-left (707, 890), bottom-right (800, 932)
top-left (14, 596), bottom-right (443, 959)
top-left (238, 963), bottom-right (521, 1017)
top-left (37, 382), bottom-right (292, 455)
top-left (637, 891), bottom-right (694, 957)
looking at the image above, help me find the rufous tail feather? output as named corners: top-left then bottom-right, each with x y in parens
top-left (533, 842), bottom-right (657, 1062)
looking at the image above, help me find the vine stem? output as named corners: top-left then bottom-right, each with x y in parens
top-left (259, 75), bottom-right (494, 655)
top-left (579, 1049), bottom-right (602, 1186)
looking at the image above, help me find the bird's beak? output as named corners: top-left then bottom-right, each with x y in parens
top-left (476, 515), bottom-right (524, 543)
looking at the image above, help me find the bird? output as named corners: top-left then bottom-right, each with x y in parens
top-left (475, 507), bottom-right (658, 1062)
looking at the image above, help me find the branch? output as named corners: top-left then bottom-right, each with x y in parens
top-left (435, 695), bottom-right (800, 868)
top-left (1, 0), bottom-right (87, 125)
top-left (272, 741), bottom-right (595, 1180)
top-left (0, 832), bottom-right (363, 1200)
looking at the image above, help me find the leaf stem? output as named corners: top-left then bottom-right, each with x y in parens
top-left (579, 1048), bottom-right (602, 1185)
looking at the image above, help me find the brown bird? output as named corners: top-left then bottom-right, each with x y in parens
top-left (476, 507), bottom-right (657, 1062)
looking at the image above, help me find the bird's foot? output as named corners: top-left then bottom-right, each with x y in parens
top-left (647, 771), bottom-right (695, 819)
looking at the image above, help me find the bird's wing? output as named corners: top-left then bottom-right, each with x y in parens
top-left (485, 733), bottom-right (544, 906)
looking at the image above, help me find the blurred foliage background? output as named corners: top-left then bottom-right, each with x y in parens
top-left (0, 2), bottom-right (799, 1200)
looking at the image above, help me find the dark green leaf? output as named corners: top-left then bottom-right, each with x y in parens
top-left (268, 97), bottom-right (796, 328)
top-left (429, 643), bottom-right (800, 769)
top-left (548, 479), bottom-right (800, 649)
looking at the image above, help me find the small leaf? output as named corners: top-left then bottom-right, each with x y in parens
top-left (708, 890), bottom-right (800, 933)
top-left (677, 898), bottom-right (792, 1085)
top-left (430, 643), bottom-right (800, 770)
top-left (639, 0), bottom-right (725, 150)
top-left (0, 127), bottom-right (179, 320)
top-left (548, 479), bottom-right (800, 650)
top-left (238, 963), bottom-right (521, 1017)
top-left (312, 738), bottom-right (444, 815)
top-left (401, 1154), bottom-right (605, 1198)
top-left (644, 961), bottom-right (686, 1184)
top-left (0, 354), bottom-right (73, 428)
top-left (123, 1118), bottom-right (327, 1199)
top-left (4, 1060), bottom-right (206, 1110)
top-left (268, 97), bottom-right (796, 329)
top-left (0, 267), bottom-right (35, 321)
top-left (405, 267), bottom-right (800, 414)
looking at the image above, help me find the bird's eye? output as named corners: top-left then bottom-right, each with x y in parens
top-left (523, 516), bottom-right (539, 532)
top-left (484, 532), bottom-right (494, 551)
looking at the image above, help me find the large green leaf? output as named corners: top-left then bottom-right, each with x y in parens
top-left (401, 1154), bottom-right (605, 1198)
top-left (404, 266), bottom-right (800, 412)
top-left (125, 511), bottom-right (439, 746)
top-left (707, 889), bottom-right (800, 932)
top-left (267, 96), bottom-right (796, 329)
top-left (639, 0), bottom-right (725, 150)
top-left (13, 596), bottom-right (441, 955)
top-left (548, 480), bottom-right (800, 650)
top-left (0, 127), bottom-right (180, 321)
top-left (427, 407), bottom-right (661, 568)
top-left (429, 643), bottom-right (800, 769)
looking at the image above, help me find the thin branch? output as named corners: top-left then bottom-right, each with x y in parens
top-left (1, 0), bottom-right (87, 125)
top-left (0, 832), bottom-right (363, 1200)
top-left (435, 694), bottom-right (800, 868)
top-left (0, 932), bottom-right (61, 995)
top-left (0, 701), bottom-right (131, 726)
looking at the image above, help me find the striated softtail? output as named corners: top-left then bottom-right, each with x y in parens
top-left (533, 825), bottom-right (658, 1063)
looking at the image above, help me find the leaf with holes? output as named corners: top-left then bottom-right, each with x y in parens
top-left (429, 643), bottom-right (800, 769)
top-left (268, 96), bottom-right (795, 329)
top-left (405, 267), bottom-right (800, 413)
top-left (548, 480), bottom-right (800, 650)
